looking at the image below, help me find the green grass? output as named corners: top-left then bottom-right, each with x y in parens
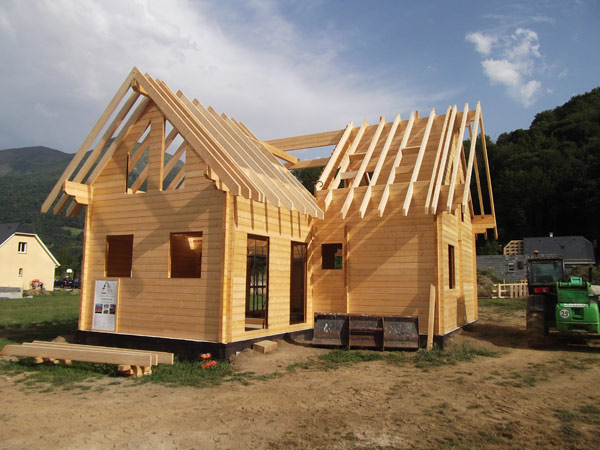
top-left (0, 292), bottom-right (80, 347)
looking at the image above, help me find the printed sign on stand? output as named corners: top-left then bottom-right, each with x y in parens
top-left (92, 280), bottom-right (118, 331)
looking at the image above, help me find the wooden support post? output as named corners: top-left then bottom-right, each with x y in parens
top-left (427, 284), bottom-right (436, 350)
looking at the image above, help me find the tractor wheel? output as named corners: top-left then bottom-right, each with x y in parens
top-left (526, 309), bottom-right (546, 348)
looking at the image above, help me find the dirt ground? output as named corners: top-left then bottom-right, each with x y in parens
top-left (3, 303), bottom-right (600, 449)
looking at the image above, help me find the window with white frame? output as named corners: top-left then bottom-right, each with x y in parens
top-left (18, 242), bottom-right (27, 253)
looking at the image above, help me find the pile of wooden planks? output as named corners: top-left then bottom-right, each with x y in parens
top-left (0, 341), bottom-right (174, 377)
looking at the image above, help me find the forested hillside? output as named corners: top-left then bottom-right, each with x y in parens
top-left (0, 147), bottom-right (84, 274)
top-left (483, 87), bottom-right (600, 249)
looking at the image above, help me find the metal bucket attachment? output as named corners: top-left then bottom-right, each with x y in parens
top-left (313, 313), bottom-right (419, 350)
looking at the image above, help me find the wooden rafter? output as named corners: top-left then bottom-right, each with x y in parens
top-left (472, 144), bottom-right (485, 217)
top-left (358, 114), bottom-right (401, 218)
top-left (148, 76), bottom-right (257, 201)
top-left (315, 122), bottom-right (354, 192)
top-left (219, 111), bottom-right (322, 218)
top-left (341, 116), bottom-right (386, 219)
top-left (402, 109), bottom-right (436, 216)
top-left (41, 68), bottom-right (139, 214)
top-left (183, 94), bottom-right (296, 212)
top-left (256, 140), bottom-right (298, 164)
top-left (377, 112), bottom-right (416, 217)
top-left (430, 105), bottom-right (458, 215)
top-left (446, 103), bottom-right (469, 213)
top-left (461, 102), bottom-right (481, 213)
top-left (286, 157), bottom-right (329, 170)
top-left (478, 111), bottom-right (498, 239)
top-left (323, 120), bottom-right (369, 211)
top-left (424, 106), bottom-right (452, 214)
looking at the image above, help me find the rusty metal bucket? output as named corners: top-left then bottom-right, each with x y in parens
top-left (313, 313), bottom-right (419, 350)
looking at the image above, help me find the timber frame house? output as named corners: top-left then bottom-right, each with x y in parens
top-left (42, 67), bottom-right (496, 355)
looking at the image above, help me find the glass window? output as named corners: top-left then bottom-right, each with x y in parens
top-left (18, 242), bottom-right (27, 253)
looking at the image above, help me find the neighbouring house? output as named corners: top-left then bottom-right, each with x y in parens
top-left (42, 68), bottom-right (496, 356)
top-left (477, 236), bottom-right (596, 283)
top-left (0, 222), bottom-right (59, 293)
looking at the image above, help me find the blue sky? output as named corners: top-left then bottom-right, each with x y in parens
top-left (0, 0), bottom-right (598, 158)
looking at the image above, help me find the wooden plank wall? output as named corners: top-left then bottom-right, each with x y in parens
top-left (225, 195), bottom-right (314, 343)
top-left (313, 183), bottom-right (436, 327)
top-left (80, 102), bottom-right (226, 342)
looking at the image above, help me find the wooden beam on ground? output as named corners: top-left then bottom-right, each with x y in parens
top-left (341, 116), bottom-right (386, 219)
top-left (358, 114), bottom-right (401, 218)
top-left (402, 109), bottom-right (436, 216)
top-left (31, 341), bottom-right (174, 365)
top-left (63, 181), bottom-right (92, 205)
top-left (286, 157), bottom-right (329, 170)
top-left (461, 102), bottom-right (482, 213)
top-left (377, 112), bottom-right (416, 217)
top-left (41, 67), bottom-right (138, 214)
top-left (430, 105), bottom-right (458, 215)
top-left (265, 129), bottom-right (347, 151)
top-left (446, 103), bottom-right (469, 213)
top-left (424, 106), bottom-right (452, 214)
top-left (324, 120), bottom-right (368, 210)
top-left (316, 122), bottom-right (354, 192)
top-left (1, 344), bottom-right (154, 367)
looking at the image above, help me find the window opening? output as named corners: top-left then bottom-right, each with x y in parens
top-left (246, 235), bottom-right (269, 330)
top-left (18, 268), bottom-right (23, 277)
top-left (105, 235), bottom-right (134, 277)
top-left (170, 232), bottom-right (202, 278)
top-left (448, 244), bottom-right (455, 289)
top-left (322, 243), bottom-right (343, 269)
top-left (290, 242), bottom-right (307, 324)
top-left (18, 242), bottom-right (27, 253)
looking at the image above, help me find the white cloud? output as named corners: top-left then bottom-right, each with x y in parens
top-left (465, 32), bottom-right (495, 56)
top-left (0, 0), bottom-right (433, 154)
top-left (466, 27), bottom-right (543, 107)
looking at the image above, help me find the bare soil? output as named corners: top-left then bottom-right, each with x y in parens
top-left (2, 303), bottom-right (600, 449)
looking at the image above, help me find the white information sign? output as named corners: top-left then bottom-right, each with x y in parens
top-left (92, 280), bottom-right (118, 331)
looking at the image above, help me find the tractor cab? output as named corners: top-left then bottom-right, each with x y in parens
top-left (527, 254), bottom-right (565, 295)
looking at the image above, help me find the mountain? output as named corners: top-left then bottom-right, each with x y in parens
top-left (0, 146), bottom-right (73, 176)
top-left (0, 146), bottom-right (84, 275)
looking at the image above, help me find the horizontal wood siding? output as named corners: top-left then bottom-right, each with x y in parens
top-left (228, 195), bottom-right (313, 343)
top-left (314, 183), bottom-right (435, 326)
top-left (80, 109), bottom-right (225, 341)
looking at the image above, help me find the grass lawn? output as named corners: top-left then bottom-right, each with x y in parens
top-left (0, 292), bottom-right (80, 348)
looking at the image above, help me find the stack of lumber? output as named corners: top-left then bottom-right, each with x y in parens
top-left (0, 341), bottom-right (174, 377)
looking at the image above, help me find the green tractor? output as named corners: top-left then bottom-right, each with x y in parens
top-left (526, 254), bottom-right (599, 348)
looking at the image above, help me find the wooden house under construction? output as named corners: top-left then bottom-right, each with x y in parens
top-left (43, 67), bottom-right (496, 356)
